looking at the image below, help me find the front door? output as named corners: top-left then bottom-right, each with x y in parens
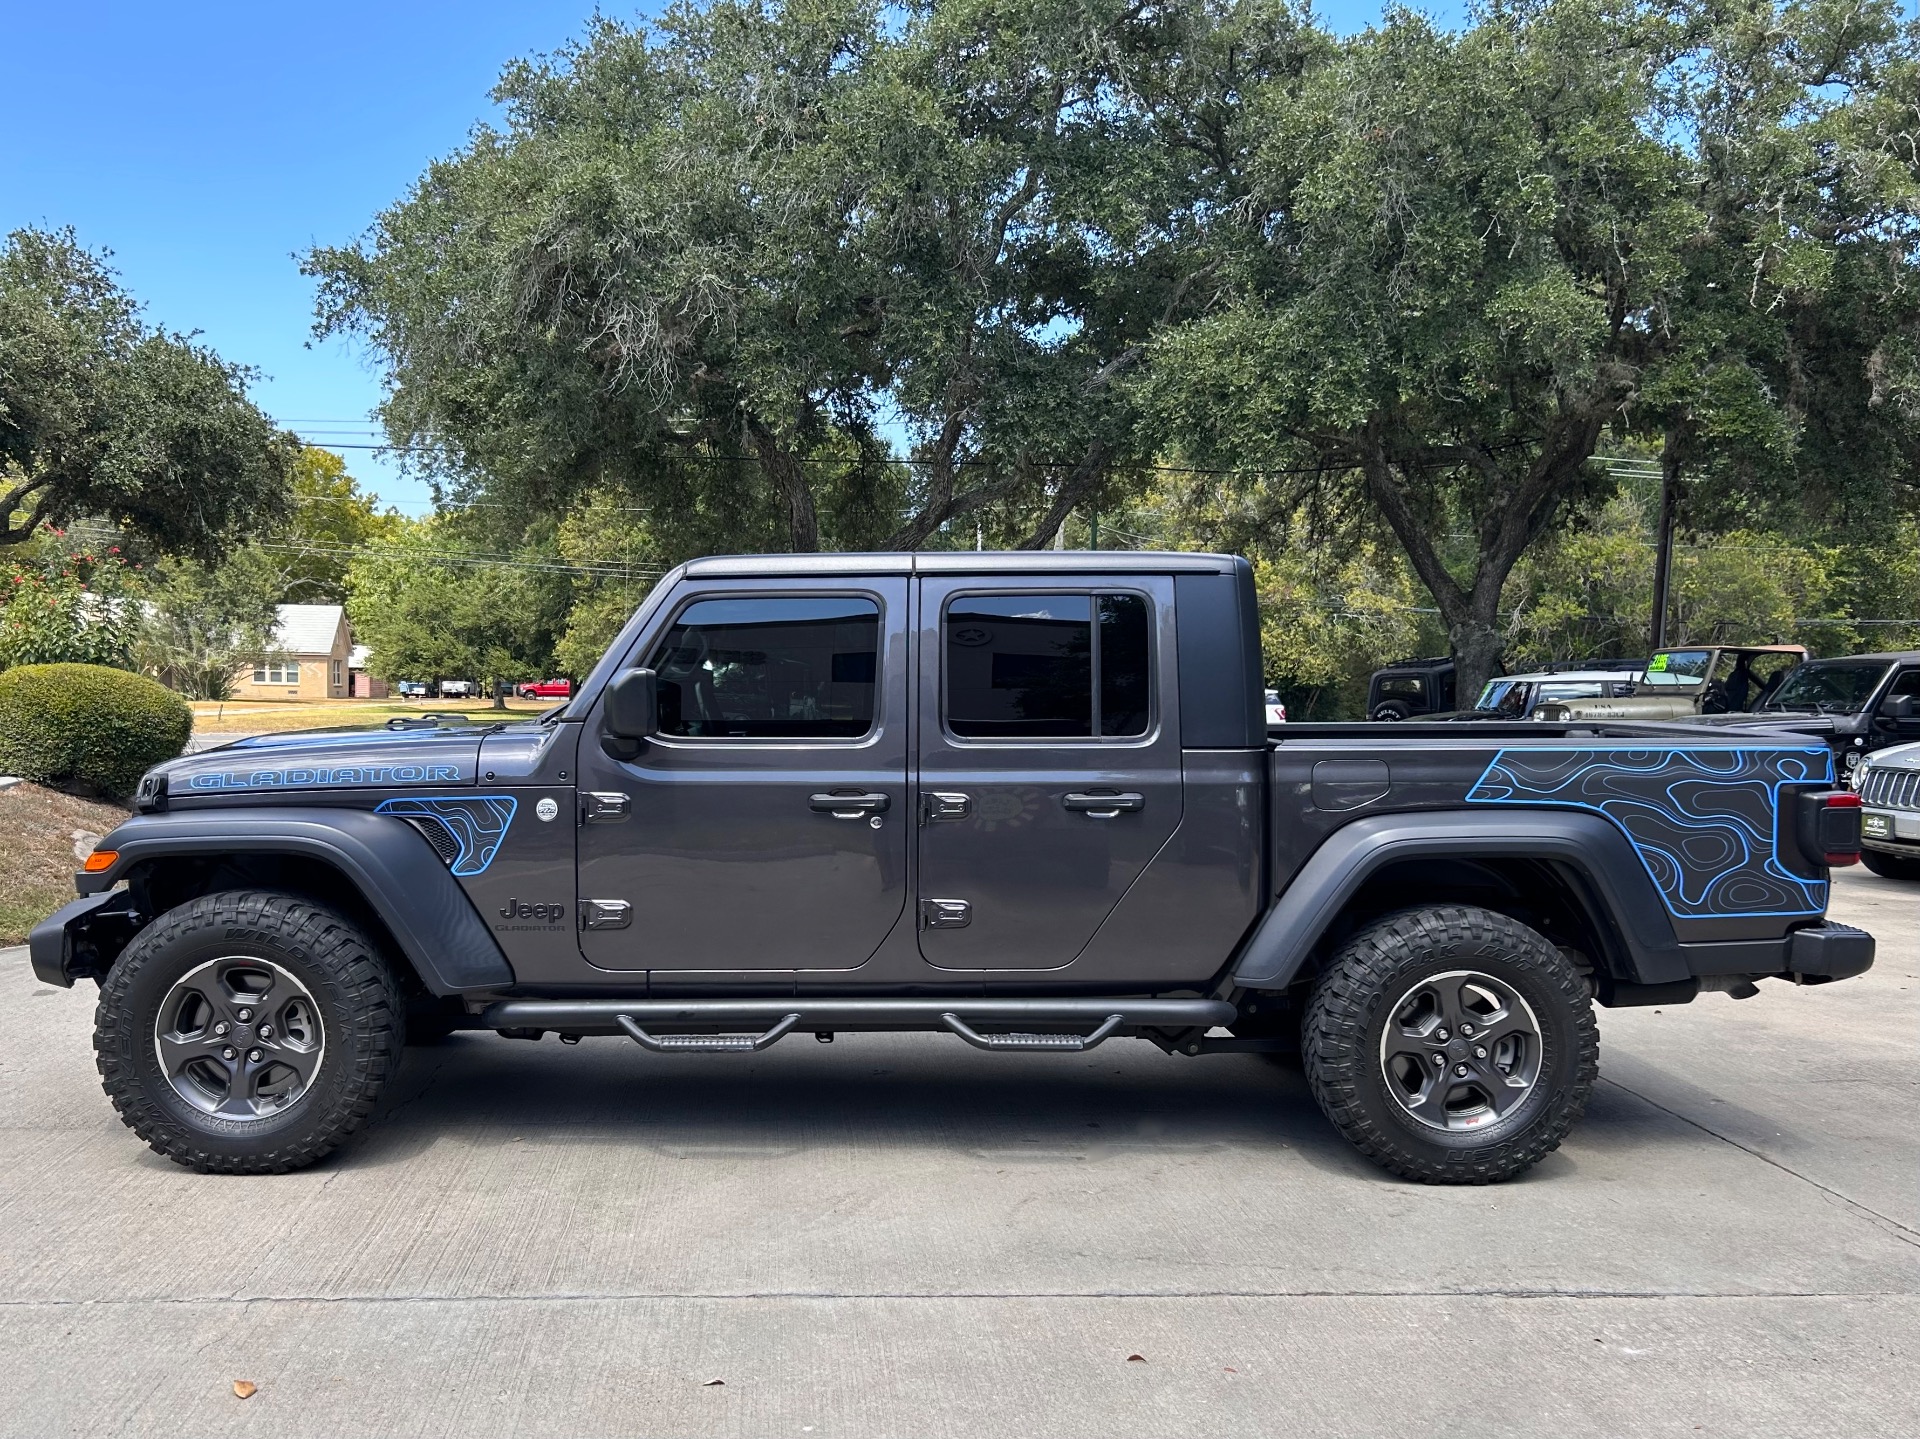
top-left (915, 574), bottom-right (1183, 971)
top-left (576, 580), bottom-right (910, 971)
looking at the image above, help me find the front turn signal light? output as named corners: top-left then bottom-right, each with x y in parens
top-left (82, 849), bottom-right (118, 873)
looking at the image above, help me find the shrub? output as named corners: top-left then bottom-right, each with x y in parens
top-left (0, 663), bottom-right (192, 798)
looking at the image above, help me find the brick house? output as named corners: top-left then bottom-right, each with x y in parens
top-left (231, 604), bottom-right (352, 700)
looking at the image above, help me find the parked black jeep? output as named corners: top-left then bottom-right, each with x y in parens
top-left (33, 553), bottom-right (1872, 1184)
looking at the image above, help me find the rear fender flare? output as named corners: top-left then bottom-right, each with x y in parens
top-left (1231, 810), bottom-right (1688, 990)
top-left (74, 808), bottom-right (515, 995)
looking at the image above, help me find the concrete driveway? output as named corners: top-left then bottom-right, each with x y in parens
top-left (1, 869), bottom-right (1914, 1437)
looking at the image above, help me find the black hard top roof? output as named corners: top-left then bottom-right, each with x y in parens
top-left (683, 550), bottom-right (1240, 578)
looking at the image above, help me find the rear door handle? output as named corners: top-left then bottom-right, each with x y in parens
top-left (810, 791), bottom-right (892, 819)
top-left (1063, 791), bottom-right (1145, 817)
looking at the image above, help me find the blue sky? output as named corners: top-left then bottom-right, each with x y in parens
top-left (2, 0), bottom-right (1450, 515)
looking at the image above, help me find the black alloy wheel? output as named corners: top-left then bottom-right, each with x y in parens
top-left (1304, 905), bottom-right (1598, 1184)
top-left (95, 891), bottom-right (403, 1173)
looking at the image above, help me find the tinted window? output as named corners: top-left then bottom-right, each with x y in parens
top-left (1764, 662), bottom-right (1890, 715)
top-left (946, 592), bottom-right (1150, 739)
top-left (649, 596), bottom-right (880, 739)
top-left (1378, 676), bottom-right (1426, 699)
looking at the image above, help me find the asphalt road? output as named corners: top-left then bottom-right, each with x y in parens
top-left (1, 869), bottom-right (1914, 1437)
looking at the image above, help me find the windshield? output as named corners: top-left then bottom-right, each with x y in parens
top-left (1762, 662), bottom-right (1891, 714)
top-left (1476, 680), bottom-right (1520, 713)
top-left (1641, 650), bottom-right (1711, 686)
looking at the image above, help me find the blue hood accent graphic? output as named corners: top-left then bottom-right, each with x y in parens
top-left (160, 726), bottom-right (484, 794)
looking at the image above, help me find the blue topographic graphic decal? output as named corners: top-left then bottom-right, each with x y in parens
top-left (1465, 746), bottom-right (1831, 919)
top-left (375, 795), bottom-right (518, 876)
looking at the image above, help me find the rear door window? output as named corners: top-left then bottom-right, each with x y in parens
top-left (944, 592), bottom-right (1151, 739)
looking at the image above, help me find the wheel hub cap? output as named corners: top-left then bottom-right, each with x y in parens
top-left (1378, 969), bottom-right (1542, 1132)
top-left (153, 957), bottom-right (326, 1121)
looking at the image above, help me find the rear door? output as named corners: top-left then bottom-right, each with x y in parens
top-left (575, 578), bottom-right (910, 972)
top-left (914, 573), bottom-right (1182, 971)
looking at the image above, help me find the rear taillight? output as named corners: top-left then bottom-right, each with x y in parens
top-left (1797, 790), bottom-right (1862, 868)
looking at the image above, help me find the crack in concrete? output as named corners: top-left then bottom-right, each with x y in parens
top-left (1599, 1076), bottom-right (1920, 1250)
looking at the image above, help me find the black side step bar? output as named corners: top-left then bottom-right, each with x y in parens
top-left (617, 1013), bottom-right (800, 1053)
top-left (481, 996), bottom-right (1233, 1053)
top-left (941, 1012), bottom-right (1123, 1052)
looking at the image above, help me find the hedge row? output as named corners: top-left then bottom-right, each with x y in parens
top-left (0, 664), bottom-right (192, 798)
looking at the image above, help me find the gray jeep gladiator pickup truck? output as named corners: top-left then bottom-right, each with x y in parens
top-left (31, 552), bottom-right (1874, 1183)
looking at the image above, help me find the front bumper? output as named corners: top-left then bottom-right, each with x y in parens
top-left (27, 891), bottom-right (137, 987)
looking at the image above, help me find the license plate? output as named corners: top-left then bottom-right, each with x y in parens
top-left (1863, 812), bottom-right (1893, 838)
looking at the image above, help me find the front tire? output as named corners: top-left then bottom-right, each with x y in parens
top-left (1303, 905), bottom-right (1598, 1184)
top-left (1860, 848), bottom-right (1920, 881)
top-left (94, 891), bottom-right (403, 1173)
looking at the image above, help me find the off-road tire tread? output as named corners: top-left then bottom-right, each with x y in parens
top-left (1303, 904), bottom-right (1599, 1185)
top-left (94, 891), bottom-right (402, 1174)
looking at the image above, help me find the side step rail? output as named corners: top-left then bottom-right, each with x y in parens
top-left (941, 1012), bottom-right (1123, 1053)
top-left (617, 1013), bottom-right (800, 1053)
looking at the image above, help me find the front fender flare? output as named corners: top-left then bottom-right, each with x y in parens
top-left (77, 808), bottom-right (515, 995)
top-left (1231, 809), bottom-right (1690, 990)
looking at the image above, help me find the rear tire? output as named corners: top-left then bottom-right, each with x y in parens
top-left (1860, 848), bottom-right (1920, 881)
top-left (94, 891), bottom-right (403, 1174)
top-left (1303, 905), bottom-right (1598, 1184)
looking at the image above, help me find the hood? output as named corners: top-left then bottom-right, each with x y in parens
top-left (1862, 740), bottom-right (1920, 773)
top-left (150, 724), bottom-right (487, 802)
top-left (1672, 712), bottom-right (1838, 736)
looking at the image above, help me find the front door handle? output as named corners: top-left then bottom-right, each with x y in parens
top-left (1063, 791), bottom-right (1145, 817)
top-left (810, 791), bottom-right (892, 819)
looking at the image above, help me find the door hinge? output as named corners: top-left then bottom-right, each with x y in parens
top-left (581, 899), bottom-right (633, 931)
top-left (919, 898), bottom-right (971, 930)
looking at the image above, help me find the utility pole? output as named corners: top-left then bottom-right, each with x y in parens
top-left (1649, 445), bottom-right (1680, 651)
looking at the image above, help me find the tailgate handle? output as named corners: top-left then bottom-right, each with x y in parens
top-left (1063, 791), bottom-right (1144, 817)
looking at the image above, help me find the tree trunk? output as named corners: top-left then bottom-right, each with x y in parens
top-left (746, 420), bottom-right (820, 552)
top-left (1017, 441), bottom-right (1110, 550)
top-left (1449, 617), bottom-right (1505, 709)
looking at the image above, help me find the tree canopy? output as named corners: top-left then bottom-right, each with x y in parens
top-left (311, 0), bottom-right (1920, 695)
top-left (0, 228), bottom-right (297, 560)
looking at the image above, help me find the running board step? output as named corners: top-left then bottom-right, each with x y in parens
top-left (618, 1013), bottom-right (798, 1053)
top-left (941, 1012), bottom-right (1122, 1052)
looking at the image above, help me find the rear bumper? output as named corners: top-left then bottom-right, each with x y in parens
top-left (1786, 921), bottom-right (1875, 982)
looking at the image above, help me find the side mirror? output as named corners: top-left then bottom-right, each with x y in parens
top-left (603, 667), bottom-right (659, 750)
top-left (1888, 694), bottom-right (1920, 726)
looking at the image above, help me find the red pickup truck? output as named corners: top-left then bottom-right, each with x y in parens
top-left (516, 678), bottom-right (573, 700)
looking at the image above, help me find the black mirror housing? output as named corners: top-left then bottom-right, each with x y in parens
top-left (1889, 693), bottom-right (1920, 724)
top-left (604, 667), bottom-right (659, 741)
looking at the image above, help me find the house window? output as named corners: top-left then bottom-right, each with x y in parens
top-left (254, 661), bottom-right (298, 685)
top-left (332, 659), bottom-right (343, 690)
